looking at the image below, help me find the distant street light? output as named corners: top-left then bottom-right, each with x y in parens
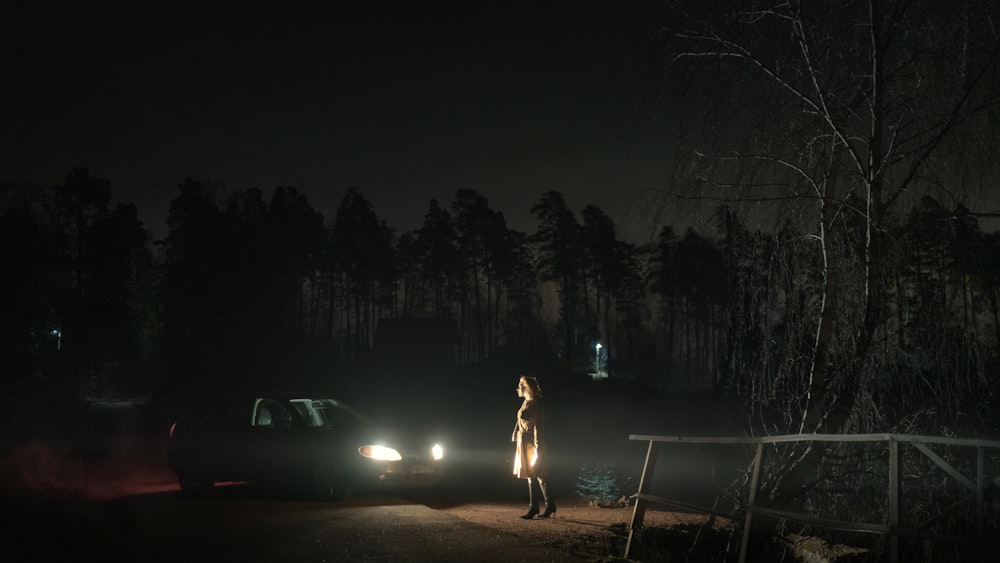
top-left (593, 342), bottom-right (606, 380)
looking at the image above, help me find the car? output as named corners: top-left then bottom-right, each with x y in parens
top-left (167, 391), bottom-right (446, 500)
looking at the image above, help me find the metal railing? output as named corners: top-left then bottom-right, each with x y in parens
top-left (624, 433), bottom-right (1000, 562)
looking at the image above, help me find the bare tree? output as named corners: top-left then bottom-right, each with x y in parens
top-left (652, 0), bottom-right (1000, 435)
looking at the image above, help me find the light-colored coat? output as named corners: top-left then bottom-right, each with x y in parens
top-left (512, 398), bottom-right (547, 479)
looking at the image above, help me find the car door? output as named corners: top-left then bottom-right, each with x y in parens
top-left (232, 396), bottom-right (299, 483)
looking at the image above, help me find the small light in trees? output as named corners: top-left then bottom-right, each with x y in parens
top-left (592, 342), bottom-right (607, 380)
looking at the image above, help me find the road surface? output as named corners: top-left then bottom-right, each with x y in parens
top-left (8, 488), bottom-right (588, 562)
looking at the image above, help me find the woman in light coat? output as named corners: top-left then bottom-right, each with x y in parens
top-left (512, 375), bottom-right (555, 519)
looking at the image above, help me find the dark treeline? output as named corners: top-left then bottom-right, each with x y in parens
top-left (2, 167), bottom-right (999, 436)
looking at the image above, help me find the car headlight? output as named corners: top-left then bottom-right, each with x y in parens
top-left (431, 443), bottom-right (444, 461)
top-left (359, 445), bottom-right (402, 461)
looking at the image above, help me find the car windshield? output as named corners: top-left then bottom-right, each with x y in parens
top-left (287, 398), bottom-right (370, 428)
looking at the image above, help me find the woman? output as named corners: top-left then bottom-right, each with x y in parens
top-left (512, 375), bottom-right (556, 519)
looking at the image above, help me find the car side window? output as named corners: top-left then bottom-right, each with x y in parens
top-left (253, 398), bottom-right (293, 428)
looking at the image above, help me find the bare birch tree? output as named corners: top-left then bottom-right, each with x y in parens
top-left (652, 0), bottom-right (1000, 435)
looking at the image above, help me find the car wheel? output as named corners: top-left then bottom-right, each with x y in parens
top-left (313, 462), bottom-right (351, 501)
top-left (178, 474), bottom-right (215, 495)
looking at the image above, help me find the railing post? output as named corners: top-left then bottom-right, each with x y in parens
top-left (738, 441), bottom-right (763, 563)
top-left (625, 439), bottom-right (659, 560)
top-left (976, 446), bottom-right (984, 562)
top-left (888, 437), bottom-right (899, 563)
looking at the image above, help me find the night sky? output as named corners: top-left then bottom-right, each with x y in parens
top-left (2, 1), bottom-right (680, 242)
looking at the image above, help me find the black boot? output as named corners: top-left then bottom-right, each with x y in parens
top-left (539, 501), bottom-right (557, 518)
top-left (536, 478), bottom-right (555, 517)
top-left (520, 504), bottom-right (540, 519)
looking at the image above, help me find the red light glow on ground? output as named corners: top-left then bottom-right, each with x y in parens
top-left (0, 442), bottom-right (180, 500)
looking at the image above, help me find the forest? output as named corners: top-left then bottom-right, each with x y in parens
top-left (4, 1), bottom-right (1000, 448)
top-left (2, 164), bottom-right (998, 439)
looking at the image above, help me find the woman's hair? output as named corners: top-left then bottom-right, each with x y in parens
top-left (520, 375), bottom-right (543, 399)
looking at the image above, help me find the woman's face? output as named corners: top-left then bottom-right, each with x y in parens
top-left (516, 379), bottom-right (528, 398)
